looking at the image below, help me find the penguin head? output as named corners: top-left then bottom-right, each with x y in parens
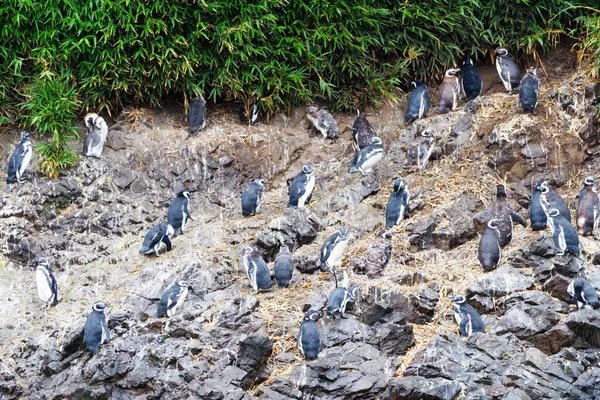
top-left (178, 190), bottom-right (191, 198)
top-left (302, 164), bottom-right (314, 175)
top-left (307, 106), bottom-right (319, 117)
top-left (348, 284), bottom-right (361, 300)
top-left (451, 294), bottom-right (466, 304)
top-left (421, 129), bottom-right (436, 141)
top-left (278, 245), bottom-right (291, 254)
top-left (411, 80), bottom-right (425, 90)
top-left (370, 136), bottom-right (382, 146)
top-left (177, 280), bottom-right (191, 288)
top-left (393, 178), bottom-right (406, 193)
top-left (36, 257), bottom-right (50, 269)
top-left (254, 178), bottom-right (266, 188)
top-left (534, 179), bottom-right (549, 193)
top-left (487, 218), bottom-right (500, 230)
top-left (463, 57), bottom-right (473, 66)
top-left (584, 176), bottom-right (595, 187)
top-left (445, 68), bottom-right (461, 77)
top-left (242, 245), bottom-right (256, 257)
top-left (304, 309), bottom-right (320, 322)
top-left (337, 227), bottom-right (349, 240)
top-left (84, 113), bottom-right (99, 130)
top-left (357, 110), bottom-right (366, 119)
top-left (20, 130), bottom-right (30, 141)
top-left (92, 301), bottom-right (109, 312)
top-left (496, 185), bottom-right (507, 198)
top-left (495, 48), bottom-right (509, 57)
top-left (526, 67), bottom-right (537, 76)
top-left (377, 229), bottom-right (393, 240)
top-left (547, 208), bottom-right (560, 218)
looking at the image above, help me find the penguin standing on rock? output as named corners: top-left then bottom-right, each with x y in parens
top-left (495, 48), bottom-right (521, 92)
top-left (139, 222), bottom-right (174, 256)
top-left (306, 106), bottom-right (338, 139)
top-left (546, 208), bottom-right (580, 256)
top-left (274, 245), bottom-right (294, 288)
top-left (567, 278), bottom-right (599, 310)
top-left (576, 176), bottom-right (599, 236)
top-left (352, 111), bottom-right (377, 150)
top-left (451, 295), bottom-right (485, 336)
top-left (168, 191), bottom-right (191, 236)
top-left (320, 228), bottom-right (350, 287)
top-left (288, 164), bottom-right (315, 208)
top-left (491, 185), bottom-right (527, 247)
top-left (478, 219), bottom-right (502, 271)
top-left (240, 101), bottom-right (259, 126)
top-left (36, 258), bottom-right (58, 307)
top-left (529, 180), bottom-right (570, 230)
top-left (241, 246), bottom-right (273, 293)
top-left (297, 310), bottom-right (321, 360)
top-left (404, 130), bottom-right (436, 171)
top-left (363, 229), bottom-right (393, 278)
top-left (84, 301), bottom-right (110, 353)
top-left (520, 67), bottom-right (539, 114)
top-left (157, 280), bottom-right (192, 318)
top-left (385, 178), bottom-right (410, 228)
top-left (6, 131), bottom-right (33, 184)
top-left (241, 178), bottom-right (266, 217)
top-left (437, 68), bottom-right (461, 113)
top-left (82, 113), bottom-right (108, 158)
top-left (348, 137), bottom-right (384, 176)
top-left (326, 284), bottom-right (360, 319)
top-left (187, 97), bottom-right (207, 134)
top-left (405, 80), bottom-right (430, 122)
top-left (460, 57), bottom-right (483, 100)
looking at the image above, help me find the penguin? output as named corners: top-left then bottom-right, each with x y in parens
top-left (352, 110), bottom-right (377, 150)
top-left (519, 67), bottom-right (539, 114)
top-left (576, 176), bottom-right (599, 236)
top-left (326, 284), bottom-right (360, 319)
top-left (567, 278), bottom-right (599, 310)
top-left (490, 185), bottom-right (527, 247)
top-left (529, 180), bottom-right (570, 230)
top-left (187, 96), bottom-right (207, 134)
top-left (546, 208), bottom-right (580, 256)
top-left (84, 301), bottom-right (110, 353)
top-left (404, 129), bottom-right (436, 170)
top-left (274, 245), bottom-right (294, 288)
top-left (320, 228), bottom-right (350, 287)
top-left (405, 80), bottom-right (430, 122)
top-left (495, 48), bottom-right (521, 92)
top-left (460, 57), bottom-right (483, 100)
top-left (36, 258), bottom-right (58, 307)
top-left (451, 295), bottom-right (485, 336)
top-left (306, 106), bottom-right (338, 139)
top-left (167, 190), bottom-right (191, 236)
top-left (297, 310), bottom-right (321, 360)
top-left (385, 178), bottom-right (410, 228)
top-left (437, 68), bottom-right (461, 113)
top-left (240, 101), bottom-right (259, 125)
top-left (6, 130), bottom-right (33, 184)
top-left (157, 280), bottom-right (192, 318)
top-left (478, 219), bottom-right (501, 271)
top-left (348, 137), bottom-right (384, 175)
top-left (288, 164), bottom-right (316, 208)
top-left (82, 113), bottom-right (109, 158)
top-left (241, 245), bottom-right (273, 292)
top-left (241, 178), bottom-right (266, 217)
top-left (139, 222), bottom-right (174, 256)
top-left (363, 229), bottom-right (393, 278)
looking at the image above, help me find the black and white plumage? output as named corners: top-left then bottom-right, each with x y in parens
top-left (36, 258), bottom-right (58, 307)
top-left (460, 57), bottom-right (483, 100)
top-left (478, 219), bottom-right (502, 271)
top-left (546, 208), bottom-right (580, 256)
top-left (576, 176), bottom-right (599, 236)
top-left (530, 180), bottom-right (570, 230)
top-left (451, 295), bottom-right (485, 336)
top-left (405, 80), bottom-right (430, 122)
top-left (242, 246), bottom-right (273, 292)
top-left (288, 164), bottom-right (316, 208)
top-left (241, 178), bottom-right (266, 217)
top-left (167, 191), bottom-right (191, 236)
top-left (348, 137), bottom-right (384, 175)
top-left (495, 48), bottom-right (522, 92)
top-left (187, 97), bottom-right (207, 134)
top-left (363, 229), bottom-right (393, 278)
top-left (519, 67), bottom-right (539, 114)
top-left (306, 106), bottom-right (338, 139)
top-left (404, 129), bottom-right (436, 171)
top-left (320, 228), bottom-right (350, 287)
top-left (240, 101), bottom-right (259, 125)
top-left (82, 113), bottom-right (108, 158)
top-left (157, 280), bottom-right (192, 318)
top-left (84, 301), bottom-right (110, 353)
top-left (385, 178), bottom-right (410, 228)
top-left (567, 279), bottom-right (599, 310)
top-left (297, 310), bottom-right (321, 360)
top-left (352, 111), bottom-right (377, 150)
top-left (491, 185), bottom-right (527, 247)
top-left (274, 245), bottom-right (294, 288)
top-left (437, 68), bottom-right (461, 113)
top-left (326, 284), bottom-right (360, 319)
top-left (6, 131), bottom-right (33, 184)
top-left (139, 222), bottom-right (174, 256)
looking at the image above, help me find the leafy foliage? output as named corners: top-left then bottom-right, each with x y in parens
top-left (575, 7), bottom-right (600, 78)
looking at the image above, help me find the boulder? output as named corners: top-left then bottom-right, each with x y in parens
top-left (256, 208), bottom-right (322, 258)
top-left (565, 309), bottom-right (600, 347)
top-left (467, 266), bottom-right (534, 297)
top-left (237, 333), bottom-right (273, 390)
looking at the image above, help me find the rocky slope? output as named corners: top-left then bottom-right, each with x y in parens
top-left (1, 47), bottom-right (600, 400)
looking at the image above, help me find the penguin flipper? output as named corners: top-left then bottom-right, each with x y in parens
top-left (163, 236), bottom-right (173, 252)
top-left (511, 212), bottom-right (528, 227)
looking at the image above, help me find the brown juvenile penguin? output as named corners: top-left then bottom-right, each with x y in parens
top-left (352, 110), bottom-right (377, 151)
top-left (437, 68), bottom-right (461, 113)
top-left (576, 176), bottom-right (599, 236)
top-left (491, 185), bottom-right (527, 247)
top-left (364, 229), bottom-right (393, 278)
top-left (403, 129), bottom-right (436, 171)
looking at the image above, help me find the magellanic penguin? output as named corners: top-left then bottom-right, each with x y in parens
top-left (167, 190), bottom-right (191, 236)
top-left (567, 278), bottom-right (599, 310)
top-left (519, 67), bottom-right (539, 114)
top-left (405, 80), bottom-right (430, 123)
top-left (139, 222), bottom-right (174, 256)
top-left (241, 245), bottom-right (273, 293)
top-left (385, 178), bottom-right (410, 228)
top-left (478, 218), bottom-right (502, 271)
top-left (451, 295), bottom-right (485, 336)
top-left (297, 310), bottom-right (321, 360)
top-left (529, 179), bottom-right (570, 230)
top-left (348, 137), bottom-right (384, 176)
top-left (490, 185), bottom-right (527, 247)
top-left (460, 57), bottom-right (483, 100)
top-left (363, 229), bottom-right (393, 278)
top-left (82, 113), bottom-right (108, 158)
top-left (495, 48), bottom-right (522, 92)
top-left (240, 101), bottom-right (259, 126)
top-left (241, 178), bottom-right (266, 217)
top-left (157, 280), bottom-right (192, 318)
top-left (320, 227), bottom-right (350, 287)
top-left (326, 283), bottom-right (360, 319)
top-left (576, 176), bottom-right (599, 236)
top-left (437, 68), bottom-right (461, 113)
top-left (352, 110), bottom-right (377, 150)
top-left (546, 208), bottom-right (580, 256)
top-left (288, 164), bottom-right (316, 208)
top-left (6, 131), bottom-right (33, 184)
top-left (404, 129), bottom-right (436, 171)
top-left (187, 97), bottom-right (207, 134)
top-left (84, 301), bottom-right (110, 353)
top-left (274, 245), bottom-right (294, 288)
top-left (306, 106), bottom-right (339, 139)
top-left (36, 258), bottom-right (58, 307)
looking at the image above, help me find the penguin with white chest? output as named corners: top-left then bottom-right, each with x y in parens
top-left (495, 48), bottom-right (521, 92)
top-left (36, 258), bottom-right (58, 307)
top-left (490, 185), bottom-right (527, 247)
top-left (242, 246), bottom-right (273, 293)
top-left (187, 97), bottom-right (207, 134)
top-left (529, 180), bottom-right (570, 230)
top-left (297, 310), bottom-right (321, 360)
top-left (327, 284), bottom-right (360, 319)
top-left (6, 131), bottom-right (33, 184)
top-left (576, 176), bottom-right (599, 236)
top-left (567, 278), bottom-right (599, 310)
top-left (306, 106), bottom-right (338, 139)
top-left (167, 190), bottom-right (191, 236)
top-left (157, 280), bottom-right (192, 318)
top-left (437, 68), bottom-right (461, 113)
top-left (520, 67), bottom-right (539, 114)
top-left (352, 110), bottom-right (377, 150)
top-left (404, 130), bottom-right (436, 171)
top-left (274, 245), bottom-right (294, 288)
top-left (84, 301), bottom-right (110, 353)
top-left (451, 295), bottom-right (485, 336)
top-left (320, 228), bottom-right (350, 287)
top-left (240, 101), bottom-right (259, 126)
top-left (139, 222), bottom-right (174, 256)
top-left (385, 178), bottom-right (410, 228)
top-left (82, 113), bottom-right (108, 158)
top-left (288, 164), bottom-right (315, 208)
top-left (460, 57), bottom-right (483, 100)
top-left (546, 208), bottom-right (580, 256)
top-left (405, 80), bottom-right (430, 122)
top-left (241, 178), bottom-right (265, 217)
top-left (478, 219), bottom-right (502, 271)
top-left (348, 137), bottom-right (384, 176)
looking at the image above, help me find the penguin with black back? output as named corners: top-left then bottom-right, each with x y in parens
top-left (240, 101), bottom-right (259, 125)
top-left (405, 80), bottom-right (430, 122)
top-left (82, 114), bottom-right (109, 158)
top-left (404, 129), bottom-right (436, 171)
top-left (352, 110), bottom-right (377, 150)
top-left (320, 228), bottom-right (350, 287)
top-left (546, 208), bottom-right (580, 256)
top-left (187, 97), bottom-right (207, 134)
top-left (567, 278), bottom-right (599, 310)
top-left (139, 222), bottom-right (175, 256)
top-left (490, 185), bottom-right (527, 247)
top-left (451, 295), bottom-right (485, 336)
top-left (241, 245), bottom-right (273, 293)
top-left (327, 284), bottom-right (360, 319)
top-left (288, 164), bottom-right (315, 208)
top-left (520, 67), bottom-right (539, 114)
top-left (274, 245), bottom-right (294, 288)
top-left (36, 258), bottom-right (58, 308)
top-left (576, 176), bottom-right (599, 236)
top-left (385, 178), bottom-right (410, 228)
top-left (84, 301), bottom-right (110, 353)
top-left (363, 229), bottom-right (393, 278)
top-left (297, 310), bottom-right (321, 360)
top-left (437, 68), bottom-right (461, 113)
top-left (6, 131), bottom-right (33, 184)
top-left (348, 137), bottom-right (384, 176)
top-left (168, 190), bottom-right (191, 236)
top-left (460, 57), bottom-right (483, 100)
top-left (157, 280), bottom-right (192, 318)
top-left (495, 48), bottom-right (521, 92)
top-left (478, 219), bottom-right (502, 271)
top-left (529, 180), bottom-right (570, 230)
top-left (241, 178), bottom-right (266, 217)
top-left (306, 106), bottom-right (338, 139)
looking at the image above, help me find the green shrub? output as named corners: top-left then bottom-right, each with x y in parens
top-left (575, 7), bottom-right (600, 78)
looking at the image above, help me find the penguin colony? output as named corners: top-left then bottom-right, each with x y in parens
top-left (8, 47), bottom-right (599, 364)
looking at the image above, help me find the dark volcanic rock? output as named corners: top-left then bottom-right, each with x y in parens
top-left (467, 266), bottom-right (534, 297)
top-left (407, 287), bottom-right (439, 324)
top-left (237, 333), bottom-right (273, 390)
top-left (497, 291), bottom-right (568, 316)
top-left (294, 255), bottom-right (320, 274)
top-left (542, 274), bottom-right (572, 302)
top-left (528, 323), bottom-right (575, 355)
top-left (565, 309), bottom-right (600, 347)
top-left (491, 304), bottom-right (561, 339)
top-left (358, 287), bottom-right (410, 326)
top-left (256, 207), bottom-right (322, 257)
top-left (325, 175), bottom-right (380, 212)
top-left (570, 368), bottom-right (600, 400)
top-left (384, 376), bottom-right (461, 400)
